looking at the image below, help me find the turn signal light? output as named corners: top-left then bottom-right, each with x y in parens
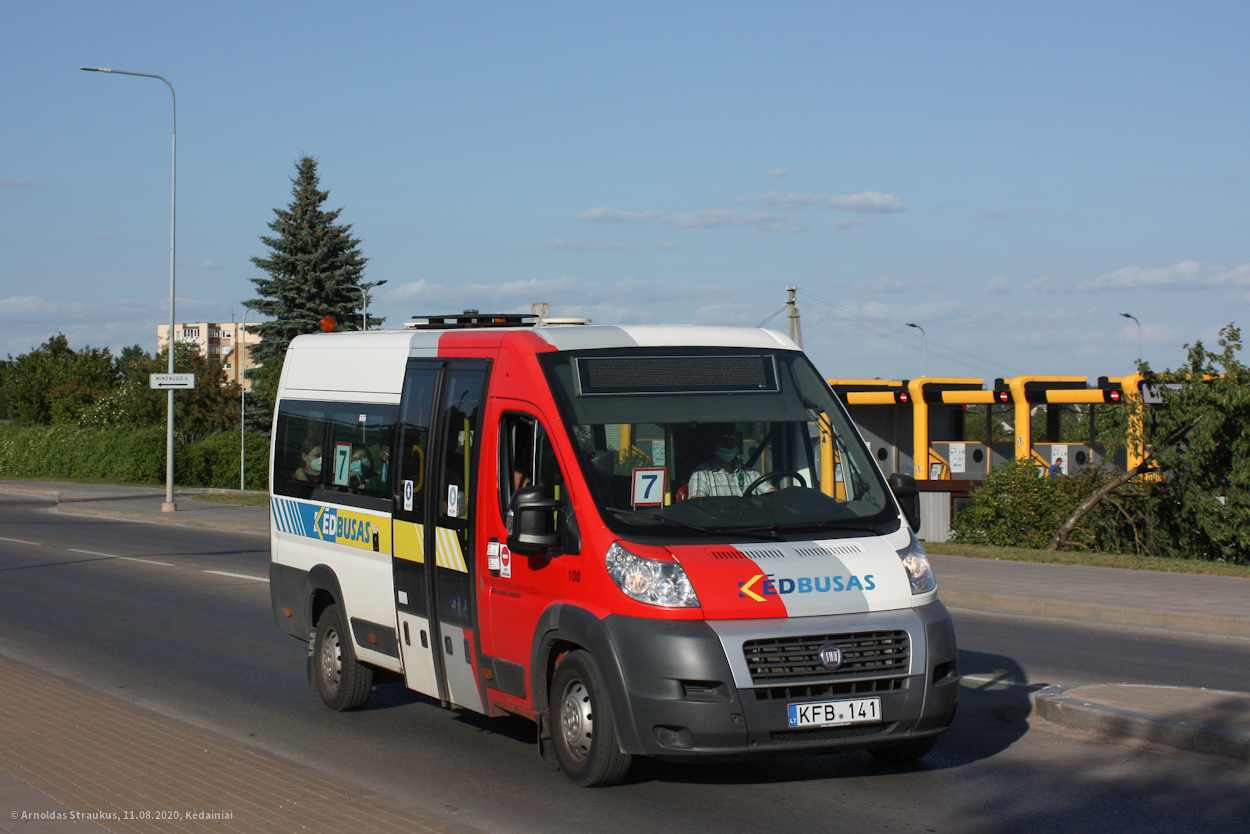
top-left (320, 315), bottom-right (336, 332)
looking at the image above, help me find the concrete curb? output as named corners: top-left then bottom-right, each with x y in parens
top-left (54, 503), bottom-right (269, 535)
top-left (940, 589), bottom-right (1250, 639)
top-left (1033, 684), bottom-right (1250, 762)
top-left (0, 486), bottom-right (63, 501)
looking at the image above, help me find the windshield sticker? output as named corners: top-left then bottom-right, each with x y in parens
top-left (631, 467), bottom-right (666, 507)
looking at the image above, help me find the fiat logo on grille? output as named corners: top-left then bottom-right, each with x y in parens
top-left (818, 643), bottom-right (843, 670)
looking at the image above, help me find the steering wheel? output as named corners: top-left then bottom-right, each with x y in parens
top-left (743, 470), bottom-right (808, 495)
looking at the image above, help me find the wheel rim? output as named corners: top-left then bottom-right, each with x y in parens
top-left (320, 626), bottom-right (342, 691)
top-left (559, 678), bottom-right (594, 760)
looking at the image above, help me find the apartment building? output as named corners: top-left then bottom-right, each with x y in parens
top-left (156, 322), bottom-right (261, 392)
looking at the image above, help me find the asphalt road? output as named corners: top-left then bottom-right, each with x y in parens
top-left (1, 495), bottom-right (1248, 834)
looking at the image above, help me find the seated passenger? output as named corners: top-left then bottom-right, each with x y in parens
top-left (293, 441), bottom-right (323, 482)
top-left (687, 426), bottom-right (763, 498)
top-left (348, 445), bottom-right (375, 491)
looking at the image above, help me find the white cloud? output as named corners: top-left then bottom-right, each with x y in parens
top-left (735, 190), bottom-right (906, 214)
top-left (655, 239), bottom-right (679, 249)
top-left (0, 179), bottom-right (43, 188)
top-left (829, 219), bottom-right (868, 231)
top-left (985, 276), bottom-right (1012, 293)
top-left (764, 168), bottom-right (792, 178)
top-left (577, 208), bottom-right (659, 223)
top-left (658, 210), bottom-right (806, 232)
top-left (548, 237), bottom-right (634, 251)
top-left (195, 259), bottom-right (224, 269)
top-left (1080, 261), bottom-right (1250, 292)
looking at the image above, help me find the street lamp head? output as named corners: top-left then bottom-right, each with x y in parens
top-left (906, 322), bottom-right (918, 329)
top-left (1120, 313), bottom-right (1132, 319)
top-left (376, 279), bottom-right (388, 288)
top-left (80, 66), bottom-right (111, 72)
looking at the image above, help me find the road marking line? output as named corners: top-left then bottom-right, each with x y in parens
top-left (68, 548), bottom-right (118, 558)
top-left (203, 570), bottom-right (268, 583)
top-left (119, 556), bottom-right (174, 567)
top-left (0, 536), bottom-right (41, 546)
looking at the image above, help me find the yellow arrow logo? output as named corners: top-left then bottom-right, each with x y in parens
top-left (738, 574), bottom-right (766, 602)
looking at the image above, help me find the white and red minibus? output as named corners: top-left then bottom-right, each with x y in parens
top-left (268, 311), bottom-right (957, 786)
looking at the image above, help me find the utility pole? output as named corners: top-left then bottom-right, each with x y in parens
top-left (786, 287), bottom-right (803, 349)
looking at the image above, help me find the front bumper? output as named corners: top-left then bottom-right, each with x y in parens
top-left (599, 602), bottom-right (958, 759)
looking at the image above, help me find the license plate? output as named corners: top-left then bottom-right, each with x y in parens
top-left (787, 697), bottom-right (881, 728)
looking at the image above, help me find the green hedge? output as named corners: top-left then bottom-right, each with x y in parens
top-left (0, 424), bottom-right (268, 490)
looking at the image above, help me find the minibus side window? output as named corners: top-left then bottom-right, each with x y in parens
top-left (499, 414), bottom-right (567, 515)
top-left (438, 371), bottom-right (484, 525)
top-left (274, 401), bottom-right (329, 499)
top-left (273, 400), bottom-right (397, 501)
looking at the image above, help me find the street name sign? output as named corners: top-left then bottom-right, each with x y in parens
top-left (149, 373), bottom-right (196, 390)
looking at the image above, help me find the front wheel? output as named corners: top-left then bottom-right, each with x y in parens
top-left (313, 604), bottom-right (373, 711)
top-left (550, 650), bottom-right (632, 787)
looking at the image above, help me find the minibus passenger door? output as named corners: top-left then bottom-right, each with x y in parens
top-left (392, 364), bottom-right (442, 700)
top-left (428, 365), bottom-right (489, 715)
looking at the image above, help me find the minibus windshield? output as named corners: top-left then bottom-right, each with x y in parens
top-left (539, 348), bottom-right (898, 541)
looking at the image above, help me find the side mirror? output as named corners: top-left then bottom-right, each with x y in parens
top-left (887, 472), bottom-right (921, 532)
top-left (507, 485), bottom-right (562, 557)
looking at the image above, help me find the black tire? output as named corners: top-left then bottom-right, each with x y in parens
top-left (313, 604), bottom-right (373, 712)
top-left (549, 650), bottom-right (632, 787)
top-left (868, 734), bottom-right (937, 764)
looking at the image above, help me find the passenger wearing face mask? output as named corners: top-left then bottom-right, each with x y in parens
top-left (294, 441), bottom-right (323, 482)
top-left (687, 425), bottom-right (765, 498)
top-left (348, 446), bottom-right (375, 491)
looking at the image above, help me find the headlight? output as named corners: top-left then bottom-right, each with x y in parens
top-left (605, 541), bottom-right (700, 608)
top-left (897, 531), bottom-right (936, 595)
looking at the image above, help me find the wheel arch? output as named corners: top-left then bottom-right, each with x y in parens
top-left (530, 603), bottom-right (644, 755)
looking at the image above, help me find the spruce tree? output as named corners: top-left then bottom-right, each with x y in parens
top-left (242, 156), bottom-right (375, 429)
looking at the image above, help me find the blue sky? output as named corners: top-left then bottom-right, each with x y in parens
top-left (2, 1), bottom-right (1247, 383)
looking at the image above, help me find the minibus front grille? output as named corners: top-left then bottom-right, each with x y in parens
top-left (770, 722), bottom-right (895, 744)
top-left (742, 630), bottom-right (910, 685)
top-left (750, 676), bottom-right (906, 702)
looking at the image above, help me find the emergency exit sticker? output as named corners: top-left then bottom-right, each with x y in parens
top-left (631, 468), bottom-right (666, 506)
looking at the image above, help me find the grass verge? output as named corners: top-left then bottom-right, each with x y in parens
top-left (923, 540), bottom-right (1250, 578)
top-left (190, 492), bottom-right (271, 507)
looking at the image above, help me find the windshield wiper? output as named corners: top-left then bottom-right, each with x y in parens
top-left (604, 508), bottom-right (781, 540)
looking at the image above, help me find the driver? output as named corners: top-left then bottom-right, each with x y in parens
top-left (687, 425), bottom-right (765, 498)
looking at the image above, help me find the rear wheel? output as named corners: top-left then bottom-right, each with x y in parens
top-left (550, 650), bottom-right (632, 787)
top-left (868, 735), bottom-right (936, 763)
top-left (314, 604), bottom-right (373, 711)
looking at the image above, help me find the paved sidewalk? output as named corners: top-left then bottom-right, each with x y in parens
top-left (0, 482), bottom-right (267, 535)
top-left (0, 655), bottom-right (472, 834)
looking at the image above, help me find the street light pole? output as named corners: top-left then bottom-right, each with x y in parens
top-left (1120, 313), bottom-right (1141, 365)
top-left (83, 66), bottom-right (179, 512)
top-left (906, 322), bottom-right (927, 377)
top-left (239, 310), bottom-right (248, 491)
top-left (357, 280), bottom-right (387, 330)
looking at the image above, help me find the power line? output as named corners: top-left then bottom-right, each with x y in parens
top-left (757, 304), bottom-right (788, 327)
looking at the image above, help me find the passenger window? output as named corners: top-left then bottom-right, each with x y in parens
top-left (438, 370), bottom-right (484, 524)
top-left (273, 400), bottom-right (397, 501)
top-left (398, 368), bottom-right (439, 522)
